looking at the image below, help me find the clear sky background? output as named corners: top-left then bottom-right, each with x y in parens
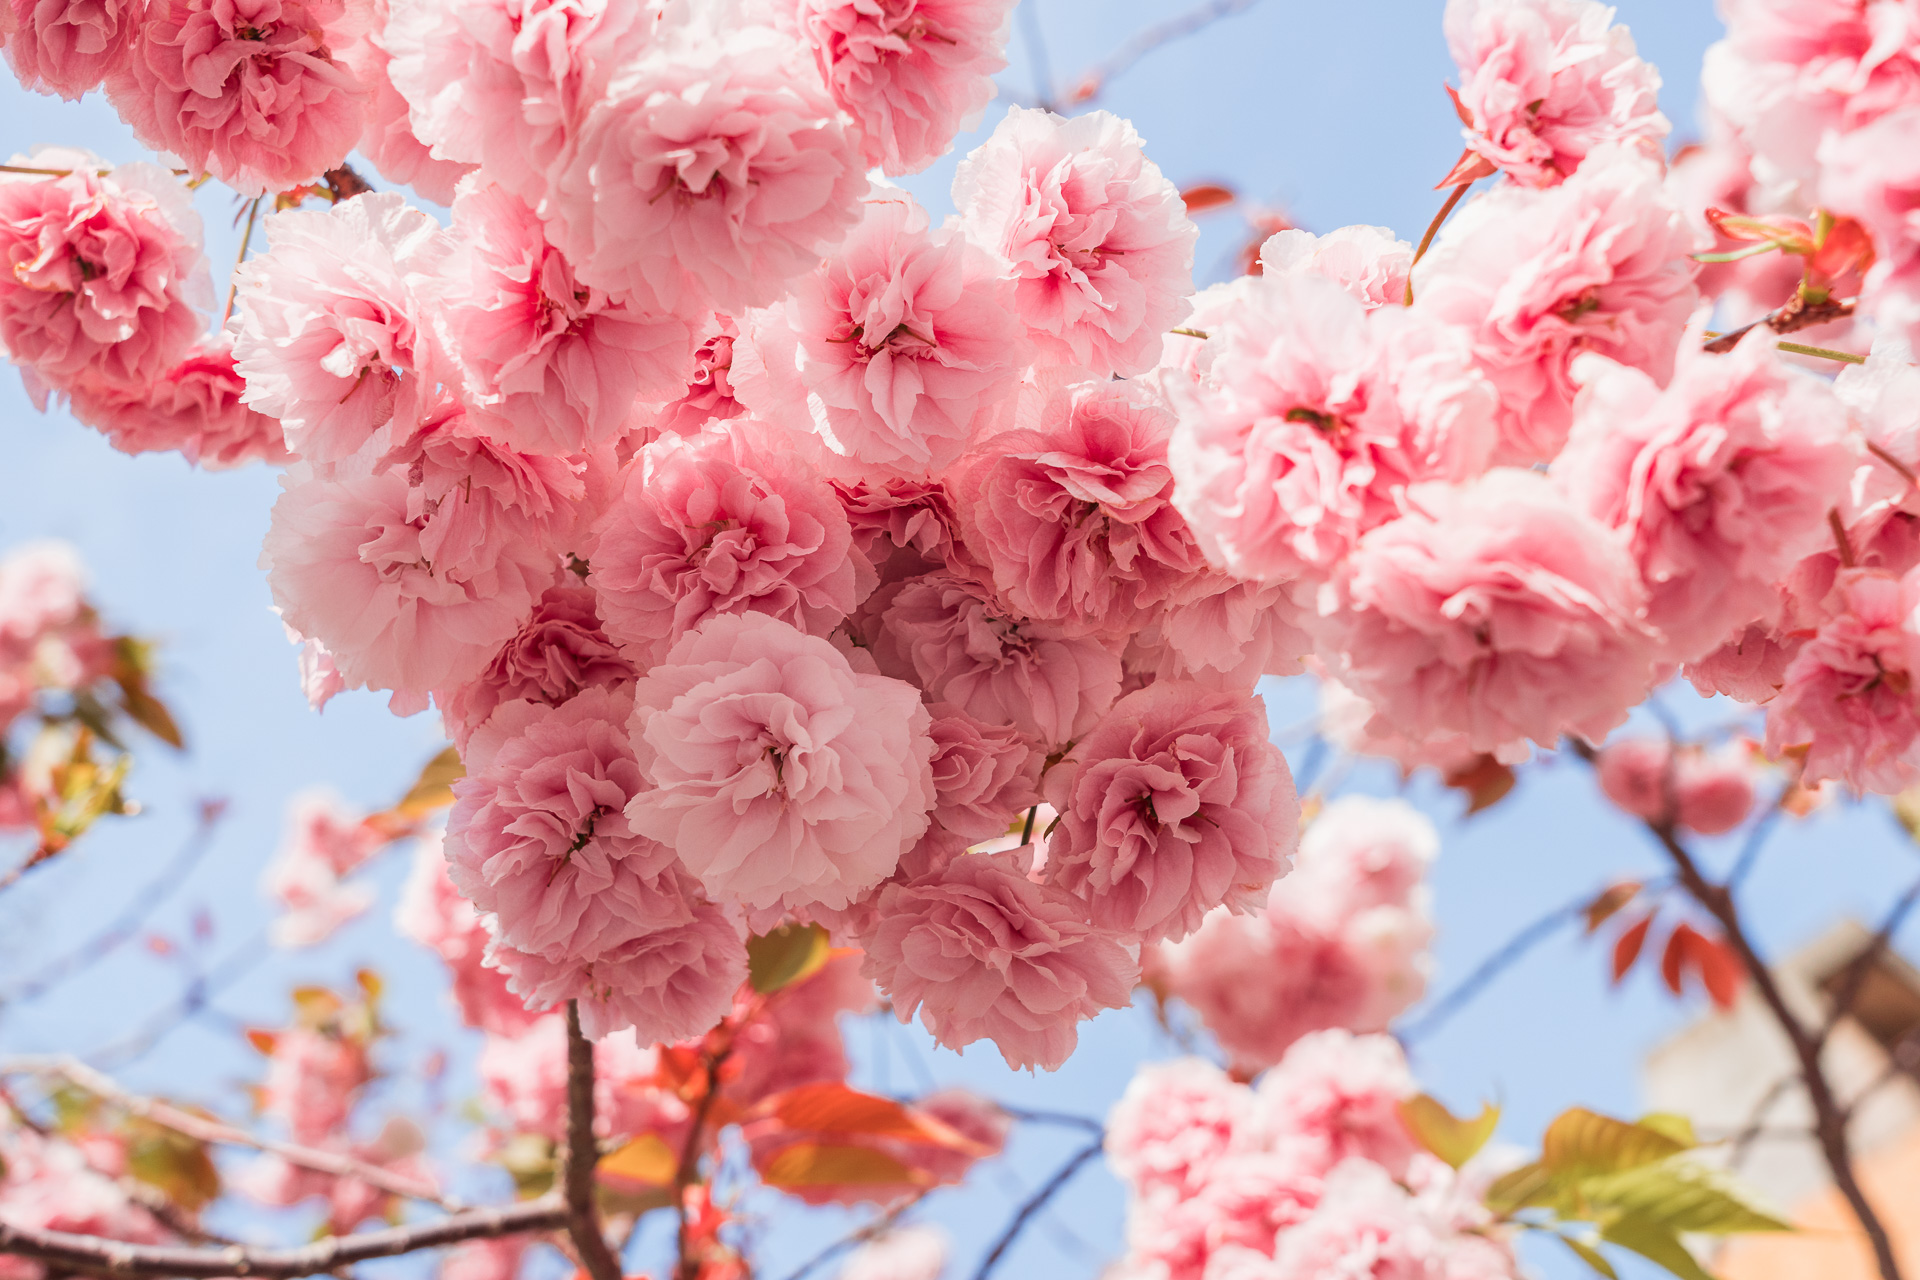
top-left (2, 3), bottom-right (1915, 1280)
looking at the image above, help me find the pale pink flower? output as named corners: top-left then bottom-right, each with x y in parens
top-left (1445, 0), bottom-right (1669, 188)
top-left (734, 191), bottom-right (1027, 474)
top-left (441, 1238), bottom-right (528, 1280)
top-left (287, 625), bottom-right (348, 713)
top-left (0, 540), bottom-right (87, 644)
top-left (960, 377), bottom-right (1217, 637)
top-left (926, 701), bottom-right (1041, 842)
top-left (232, 194), bottom-right (449, 466)
top-left (438, 573), bottom-right (633, 750)
top-left (547, 13), bottom-right (868, 316)
top-left (955, 106), bottom-right (1198, 377)
top-left (1045, 682), bottom-right (1298, 944)
top-left (1268, 1160), bottom-right (1474, 1280)
top-left (1558, 335), bottom-right (1859, 662)
top-left (395, 834), bottom-right (542, 1035)
top-left (1105, 1057), bottom-right (1249, 1202)
top-left (1167, 272), bottom-right (1498, 585)
top-left (70, 336), bottom-right (291, 469)
top-left (384, 0), bottom-right (655, 210)
top-left (0, 157), bottom-right (208, 400)
top-left (1320, 469), bottom-right (1658, 752)
top-left (860, 846), bottom-right (1138, 1070)
top-left (837, 1225), bottom-right (948, 1280)
top-left (1257, 225), bottom-right (1413, 308)
top-left (1821, 106), bottom-right (1920, 352)
top-left (106, 0), bottom-right (369, 196)
top-left (1123, 1150), bottom-right (1321, 1280)
top-left (1249, 1031), bottom-right (1419, 1177)
top-left (652, 316), bottom-right (748, 439)
top-left (488, 900), bottom-right (748, 1042)
top-left (446, 685), bottom-right (689, 963)
top-left (797, 0), bottom-right (1012, 174)
top-left (868, 570), bottom-right (1124, 747)
top-left (259, 1026), bottom-right (371, 1146)
top-left (588, 422), bottom-right (865, 666)
top-left (1595, 738), bottom-right (1759, 835)
top-left (439, 181), bottom-right (693, 457)
top-left (8, 0), bottom-right (139, 98)
top-left (334, 0), bottom-right (474, 206)
top-left (1765, 567), bottom-right (1920, 793)
top-left (262, 788), bottom-right (382, 947)
top-left (1410, 145), bottom-right (1701, 463)
top-left (477, 1012), bottom-right (694, 1138)
top-left (1131, 574), bottom-right (1312, 692)
top-left (0, 1126), bottom-right (168, 1274)
top-left (834, 474), bottom-right (967, 583)
top-left (1316, 674), bottom-right (1485, 778)
top-left (626, 611), bottom-right (935, 916)
top-left (1685, 622), bottom-right (1805, 706)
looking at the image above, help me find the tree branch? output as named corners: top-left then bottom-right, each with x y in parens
top-left (0, 1197), bottom-right (565, 1278)
top-left (560, 1003), bottom-right (621, 1280)
top-left (0, 1056), bottom-right (462, 1212)
top-left (970, 1139), bottom-right (1104, 1280)
top-left (1817, 871), bottom-right (1920, 1052)
top-left (1061, 0), bottom-right (1266, 107)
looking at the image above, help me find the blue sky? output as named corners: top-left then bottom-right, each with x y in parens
top-left (2, 4), bottom-right (1913, 1280)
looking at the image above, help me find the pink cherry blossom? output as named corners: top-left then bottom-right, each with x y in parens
top-left (438, 572), bottom-right (633, 749)
top-left (867, 570), bottom-right (1124, 747)
top-left (1269, 1159), bottom-right (1514, 1280)
top-left (960, 377), bottom-right (1217, 637)
top-left (384, 0), bottom-right (655, 210)
top-left (1316, 673), bottom-right (1485, 778)
top-left (834, 474), bottom-right (967, 584)
top-left (1410, 144), bottom-right (1701, 463)
top-left (1167, 270), bottom-right (1499, 586)
top-left (1821, 106), bottom-right (1920, 353)
top-left (0, 157), bottom-right (208, 401)
top-left (795, 0), bottom-right (1012, 175)
top-left (7, 0), bottom-right (139, 99)
top-left (395, 834), bottom-right (542, 1035)
top-left (1444, 0), bottom-right (1669, 188)
top-left (860, 846), bottom-right (1138, 1070)
top-left (69, 336), bottom-right (290, 469)
top-left (1257, 224), bottom-right (1413, 308)
top-left (1121, 1150), bottom-right (1322, 1280)
top-left (1130, 574), bottom-right (1311, 692)
top-left (1320, 469), bottom-right (1658, 752)
top-left (477, 1011), bottom-right (695, 1139)
top-left (1045, 682), bottom-right (1298, 944)
top-left (1248, 1030), bottom-right (1420, 1177)
top-left (726, 951), bottom-right (876, 1104)
top-left (546, 13), bottom-right (868, 316)
top-left (1105, 1057), bottom-right (1250, 1202)
top-left (262, 788), bottom-right (382, 947)
top-left (925, 701), bottom-right (1041, 842)
top-left (734, 191), bottom-right (1027, 474)
top-left (446, 685), bottom-right (690, 964)
top-left (626, 611), bottom-right (935, 916)
top-left (0, 1125), bottom-right (167, 1276)
top-left (1765, 567), bottom-right (1920, 793)
top-left (106, 0), bottom-right (369, 196)
top-left (652, 315), bottom-right (749, 439)
top-left (955, 106), bottom-right (1197, 378)
top-left (588, 422), bottom-right (865, 666)
top-left (1596, 737), bottom-right (1759, 835)
top-left (1558, 333), bottom-right (1859, 662)
top-left (258, 1026), bottom-right (371, 1146)
top-left (439, 181), bottom-right (693, 457)
top-left (333, 0), bottom-right (474, 206)
top-left (488, 899), bottom-right (748, 1042)
top-left (231, 193), bottom-right (449, 466)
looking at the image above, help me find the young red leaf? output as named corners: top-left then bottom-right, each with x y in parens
top-left (1179, 183), bottom-right (1236, 214)
top-left (1612, 913), bottom-right (1654, 983)
top-left (1584, 881), bottom-right (1643, 935)
top-left (1687, 929), bottom-right (1745, 1010)
top-left (1662, 924), bottom-right (1702, 997)
top-left (1444, 82), bottom-right (1476, 128)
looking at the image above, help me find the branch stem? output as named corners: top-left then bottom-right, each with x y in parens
top-left (560, 1004), bottom-right (621, 1280)
top-left (1404, 181), bottom-right (1472, 305)
top-left (970, 1139), bottom-right (1104, 1280)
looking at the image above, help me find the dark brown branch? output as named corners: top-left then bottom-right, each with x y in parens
top-left (1817, 873), bottom-right (1920, 1052)
top-left (0, 1198), bottom-right (566, 1278)
top-left (1702, 295), bottom-right (1857, 353)
top-left (970, 1139), bottom-right (1104, 1280)
top-left (560, 1003), bottom-right (621, 1280)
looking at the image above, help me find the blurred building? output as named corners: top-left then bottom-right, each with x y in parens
top-left (1644, 921), bottom-right (1920, 1279)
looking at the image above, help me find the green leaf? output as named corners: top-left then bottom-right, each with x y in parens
top-left (1555, 1231), bottom-right (1619, 1279)
top-left (1485, 1160), bottom-right (1557, 1214)
top-left (1399, 1094), bottom-right (1499, 1169)
top-left (1599, 1219), bottom-right (1717, 1280)
top-left (1541, 1107), bottom-right (1690, 1180)
top-left (1634, 1113), bottom-right (1698, 1147)
top-left (1579, 1157), bottom-right (1791, 1236)
top-left (748, 922), bottom-right (831, 994)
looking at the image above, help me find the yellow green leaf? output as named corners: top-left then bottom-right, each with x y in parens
top-left (1599, 1219), bottom-right (1716, 1280)
top-left (758, 1142), bottom-right (921, 1189)
top-left (1541, 1108), bottom-right (1689, 1180)
top-left (1398, 1094), bottom-right (1499, 1169)
top-left (1485, 1161), bottom-right (1556, 1215)
top-left (598, 1133), bottom-right (677, 1188)
top-left (748, 923), bottom-right (831, 994)
top-left (1893, 785), bottom-right (1920, 840)
top-left (124, 1121), bottom-right (220, 1212)
top-left (1579, 1158), bottom-right (1791, 1236)
top-left (1555, 1232), bottom-right (1618, 1279)
top-left (1634, 1113), bottom-right (1697, 1147)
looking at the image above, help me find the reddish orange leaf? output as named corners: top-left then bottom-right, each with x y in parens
top-left (1686, 928), bottom-right (1745, 1010)
top-left (245, 1028), bottom-right (278, 1056)
top-left (1810, 214), bottom-right (1876, 283)
top-left (1612, 913), bottom-right (1654, 984)
top-left (1705, 207), bottom-right (1815, 249)
top-left (1584, 881), bottom-right (1643, 935)
top-left (1444, 755), bottom-right (1515, 815)
top-left (766, 1083), bottom-right (983, 1152)
top-left (1444, 83), bottom-right (1475, 128)
top-left (1435, 147), bottom-right (1497, 190)
top-left (1180, 183), bottom-right (1237, 214)
top-left (1661, 924), bottom-right (1696, 997)
top-left (757, 1142), bottom-right (923, 1189)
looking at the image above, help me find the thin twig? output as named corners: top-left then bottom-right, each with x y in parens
top-left (1728, 777), bottom-right (1795, 888)
top-left (1404, 181), bottom-right (1473, 304)
top-left (87, 931), bottom-right (272, 1069)
top-left (1815, 872), bottom-right (1920, 1051)
top-left (1726, 1075), bottom-right (1796, 1171)
top-left (970, 1139), bottom-right (1104, 1280)
top-left (0, 1196), bottom-right (566, 1279)
top-left (1778, 341), bottom-right (1867, 365)
top-left (222, 197), bottom-right (262, 327)
top-left (1060, 0), bottom-right (1266, 107)
top-left (991, 1105), bottom-right (1104, 1133)
top-left (559, 1004), bottom-right (621, 1280)
top-left (771, 1193), bottom-right (929, 1280)
top-left (0, 1056), bottom-right (461, 1212)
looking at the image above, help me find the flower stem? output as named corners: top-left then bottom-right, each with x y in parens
top-left (1404, 181), bottom-right (1474, 305)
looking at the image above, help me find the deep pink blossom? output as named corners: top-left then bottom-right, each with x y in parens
top-left (1320, 469), bottom-right (1658, 752)
top-left (652, 316), bottom-right (748, 439)
top-left (438, 181), bottom-right (694, 457)
top-left (626, 611), bottom-right (935, 917)
top-left (1596, 738), bottom-right (1758, 835)
top-left (1445, 0), bottom-right (1669, 188)
top-left (546, 14), bottom-right (868, 316)
top-left (588, 422), bottom-right (865, 666)
top-left (1411, 144), bottom-right (1700, 463)
top-left (0, 156), bottom-right (208, 401)
top-left (1558, 333), bottom-right (1859, 662)
top-left (1045, 682), bottom-right (1298, 944)
top-left (795, 0), bottom-right (1013, 175)
top-left (735, 191), bottom-right (1026, 474)
top-left (926, 702), bottom-right (1041, 842)
top-left (955, 106), bottom-right (1197, 377)
top-left (726, 951), bottom-right (876, 1104)
top-left (1167, 272), bottom-right (1498, 585)
top-left (860, 846), bottom-right (1138, 1070)
top-left (69, 336), bottom-right (290, 469)
top-left (8, 0), bottom-right (139, 98)
top-left (446, 685), bottom-right (689, 963)
top-left (1248, 1030), bottom-right (1419, 1177)
top-left (868, 570), bottom-right (1124, 747)
top-left (834, 475), bottom-right (967, 584)
top-left (395, 835), bottom-right (542, 1035)
top-left (231, 194), bottom-right (449, 465)
top-left (106, 0), bottom-right (369, 195)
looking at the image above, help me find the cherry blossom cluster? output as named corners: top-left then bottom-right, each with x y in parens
top-left (1105, 1032), bottom-right (1519, 1280)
